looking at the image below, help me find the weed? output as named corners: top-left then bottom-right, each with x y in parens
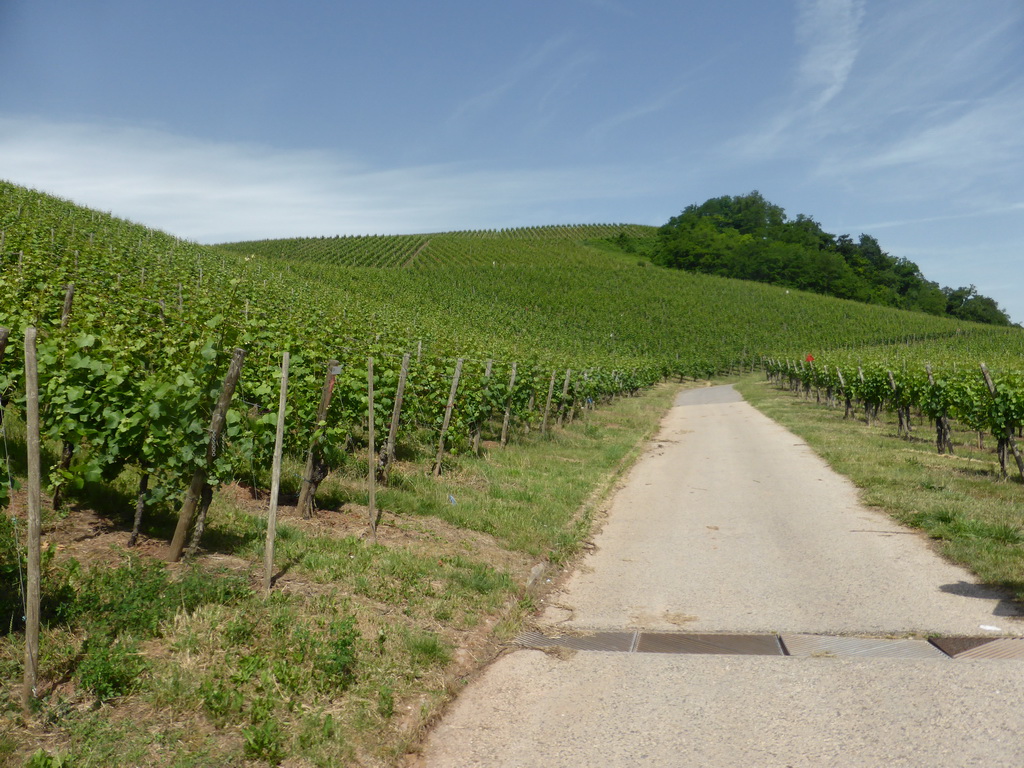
top-left (76, 636), bottom-right (147, 701)
top-left (316, 617), bottom-right (359, 691)
top-left (377, 685), bottom-right (395, 718)
top-left (0, 515), bottom-right (25, 634)
top-left (199, 678), bottom-right (244, 727)
top-left (232, 652), bottom-right (269, 685)
top-left (450, 560), bottom-right (513, 595)
top-left (404, 630), bottom-right (451, 667)
top-left (0, 732), bottom-right (17, 763)
top-left (242, 717), bottom-right (286, 764)
top-left (58, 555), bottom-right (250, 640)
top-left (223, 614), bottom-right (255, 647)
top-left (24, 748), bottom-right (71, 767)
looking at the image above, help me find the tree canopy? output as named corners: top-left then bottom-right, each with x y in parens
top-left (650, 192), bottom-right (1011, 325)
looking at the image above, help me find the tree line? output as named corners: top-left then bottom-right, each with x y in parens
top-left (641, 191), bottom-right (1012, 326)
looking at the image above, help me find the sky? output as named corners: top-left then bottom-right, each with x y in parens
top-left (1, 0), bottom-right (1022, 322)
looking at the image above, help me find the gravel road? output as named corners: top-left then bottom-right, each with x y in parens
top-left (418, 385), bottom-right (1024, 767)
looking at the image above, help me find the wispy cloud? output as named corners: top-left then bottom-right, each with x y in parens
top-left (727, 0), bottom-right (1024, 189)
top-left (856, 202), bottom-right (1024, 232)
top-left (448, 35), bottom-right (575, 126)
top-left (794, 0), bottom-right (865, 111)
top-left (0, 116), bottom-right (660, 242)
top-left (730, 0), bottom-right (864, 158)
top-left (584, 88), bottom-right (682, 146)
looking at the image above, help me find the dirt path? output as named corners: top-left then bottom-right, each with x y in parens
top-left (417, 385), bottom-right (1024, 767)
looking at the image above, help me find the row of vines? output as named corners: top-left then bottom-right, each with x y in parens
top-left (766, 352), bottom-right (1024, 479)
top-left (225, 224), bottom-right (656, 269)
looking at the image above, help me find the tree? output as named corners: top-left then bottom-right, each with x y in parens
top-left (944, 285), bottom-right (1012, 326)
top-left (650, 192), bottom-right (1011, 325)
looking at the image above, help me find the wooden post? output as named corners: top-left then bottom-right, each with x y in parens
top-left (433, 358), bottom-right (463, 476)
top-left (297, 360), bottom-right (339, 518)
top-left (500, 362), bottom-right (517, 447)
top-left (473, 359), bottom-right (493, 455)
top-left (23, 328), bottom-right (41, 713)
top-left (367, 357), bottom-right (378, 538)
top-left (926, 365), bottom-right (953, 455)
top-left (0, 327), bottom-right (9, 367)
top-left (167, 347), bottom-right (246, 562)
top-left (383, 353), bottom-right (410, 480)
top-left (60, 283), bottom-right (74, 329)
top-left (837, 368), bottom-right (852, 419)
top-left (980, 363), bottom-right (1024, 480)
top-left (858, 366), bottom-right (873, 425)
top-left (556, 369), bottom-right (571, 428)
top-left (887, 370), bottom-right (907, 437)
top-left (127, 471), bottom-right (149, 548)
top-left (264, 351), bottom-right (289, 595)
top-left (541, 371), bottom-right (557, 434)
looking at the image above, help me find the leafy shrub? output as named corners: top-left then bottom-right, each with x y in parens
top-left (24, 749), bottom-right (71, 768)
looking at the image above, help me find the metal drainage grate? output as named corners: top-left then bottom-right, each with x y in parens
top-left (637, 632), bottom-right (783, 656)
top-left (514, 629), bottom-right (638, 653)
top-left (937, 638), bottom-right (1024, 660)
top-left (781, 634), bottom-right (945, 659)
top-left (514, 630), bottom-right (1024, 660)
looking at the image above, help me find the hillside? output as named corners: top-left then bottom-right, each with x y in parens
top-left (218, 227), bottom-right (1017, 376)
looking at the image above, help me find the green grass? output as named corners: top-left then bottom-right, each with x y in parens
top-left (735, 375), bottom-right (1024, 598)
top-left (1, 382), bottom-right (681, 767)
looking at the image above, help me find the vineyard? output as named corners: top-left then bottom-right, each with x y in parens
top-left (225, 224), bottom-right (656, 270)
top-left (766, 338), bottom-right (1024, 479)
top-left (2, 177), bottom-right (1024, 765)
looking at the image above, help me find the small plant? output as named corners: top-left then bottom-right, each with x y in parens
top-left (199, 677), bottom-right (244, 727)
top-left (24, 749), bottom-right (71, 768)
top-left (404, 630), bottom-right (451, 668)
top-left (76, 636), bottom-right (147, 701)
top-left (377, 685), bottom-right (395, 718)
top-left (242, 717), bottom-right (286, 764)
top-left (316, 617), bottom-right (359, 691)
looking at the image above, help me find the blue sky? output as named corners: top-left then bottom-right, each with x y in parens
top-left (1, 0), bottom-right (1022, 321)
